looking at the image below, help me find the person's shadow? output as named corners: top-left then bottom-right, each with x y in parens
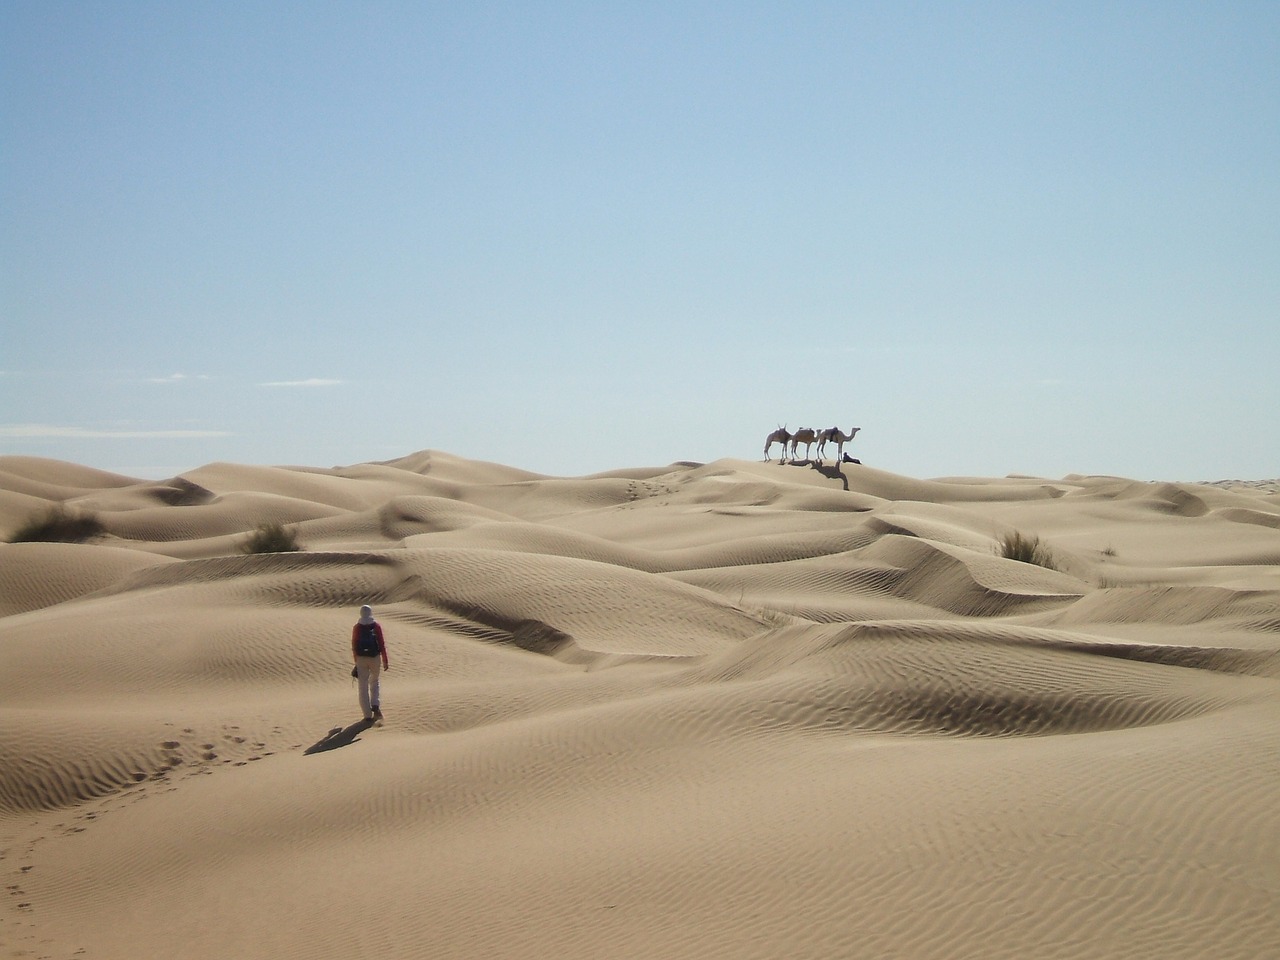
top-left (304, 718), bottom-right (376, 755)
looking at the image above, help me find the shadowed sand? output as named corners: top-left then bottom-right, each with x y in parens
top-left (2, 451), bottom-right (1278, 959)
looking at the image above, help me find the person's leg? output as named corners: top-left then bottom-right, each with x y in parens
top-left (368, 659), bottom-right (382, 714)
top-left (356, 660), bottom-right (373, 719)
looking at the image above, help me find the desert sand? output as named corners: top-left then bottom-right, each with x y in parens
top-left (1, 450), bottom-right (1278, 959)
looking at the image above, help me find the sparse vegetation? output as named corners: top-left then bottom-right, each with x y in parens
top-left (9, 505), bottom-right (106, 543)
top-left (995, 530), bottom-right (1058, 571)
top-left (239, 521), bottom-right (301, 554)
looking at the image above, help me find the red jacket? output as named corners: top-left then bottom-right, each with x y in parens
top-left (352, 621), bottom-right (388, 667)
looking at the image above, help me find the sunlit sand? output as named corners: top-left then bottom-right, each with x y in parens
top-left (2, 451), bottom-right (1278, 958)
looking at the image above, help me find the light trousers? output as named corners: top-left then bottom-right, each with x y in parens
top-left (355, 656), bottom-right (382, 718)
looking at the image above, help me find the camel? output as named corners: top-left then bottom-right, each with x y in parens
top-left (763, 426), bottom-right (792, 461)
top-left (789, 427), bottom-right (818, 461)
top-left (816, 426), bottom-right (860, 463)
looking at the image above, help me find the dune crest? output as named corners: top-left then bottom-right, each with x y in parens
top-left (2, 451), bottom-right (1278, 959)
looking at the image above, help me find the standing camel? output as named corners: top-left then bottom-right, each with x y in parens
top-left (816, 426), bottom-right (861, 463)
top-left (763, 426), bottom-right (792, 461)
top-left (789, 427), bottom-right (818, 461)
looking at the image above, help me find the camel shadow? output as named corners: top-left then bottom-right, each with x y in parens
top-left (304, 718), bottom-right (375, 755)
top-left (809, 461), bottom-right (850, 491)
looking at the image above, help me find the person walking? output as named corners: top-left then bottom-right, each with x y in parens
top-left (351, 604), bottom-right (389, 721)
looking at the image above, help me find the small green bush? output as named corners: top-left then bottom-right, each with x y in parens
top-left (9, 505), bottom-right (106, 543)
top-left (996, 530), bottom-right (1058, 570)
top-left (239, 521), bottom-right (301, 554)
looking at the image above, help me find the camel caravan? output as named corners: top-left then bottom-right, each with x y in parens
top-left (764, 425), bottom-right (861, 464)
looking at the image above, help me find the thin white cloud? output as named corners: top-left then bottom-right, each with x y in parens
top-left (259, 378), bottom-right (344, 387)
top-left (145, 373), bottom-right (213, 384)
top-left (0, 423), bottom-right (231, 439)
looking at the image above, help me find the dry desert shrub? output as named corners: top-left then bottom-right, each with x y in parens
top-left (8, 505), bottom-right (106, 543)
top-left (239, 521), bottom-right (301, 554)
top-left (996, 530), bottom-right (1058, 570)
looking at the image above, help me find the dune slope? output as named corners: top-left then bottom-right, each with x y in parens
top-left (2, 452), bottom-right (1278, 959)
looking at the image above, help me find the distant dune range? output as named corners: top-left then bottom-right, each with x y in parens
top-left (2, 450), bottom-right (1278, 959)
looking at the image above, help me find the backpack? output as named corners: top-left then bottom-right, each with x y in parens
top-left (355, 621), bottom-right (380, 657)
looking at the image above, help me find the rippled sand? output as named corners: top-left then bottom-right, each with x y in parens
top-left (2, 451), bottom-right (1278, 959)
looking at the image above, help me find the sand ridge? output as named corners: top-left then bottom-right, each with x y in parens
top-left (2, 450), bottom-right (1278, 959)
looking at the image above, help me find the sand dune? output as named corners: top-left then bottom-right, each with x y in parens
top-left (2, 451), bottom-right (1278, 959)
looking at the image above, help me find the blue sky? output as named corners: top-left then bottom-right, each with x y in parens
top-left (3, 1), bottom-right (1277, 481)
